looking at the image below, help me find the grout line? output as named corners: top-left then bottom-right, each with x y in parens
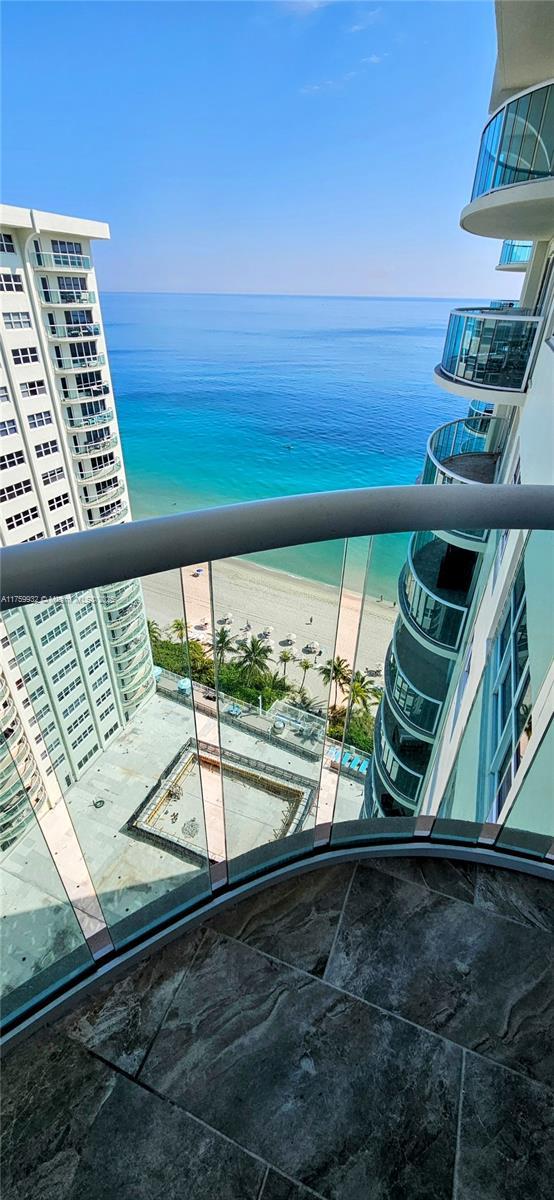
top-left (210, 928), bottom-right (553, 1092)
top-left (134, 927), bottom-right (208, 1080)
top-left (323, 862), bottom-right (358, 982)
top-left (451, 1049), bottom-right (466, 1200)
top-left (257, 1165), bottom-right (270, 1200)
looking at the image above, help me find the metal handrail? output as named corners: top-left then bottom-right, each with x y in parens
top-left (1, 484), bottom-right (552, 609)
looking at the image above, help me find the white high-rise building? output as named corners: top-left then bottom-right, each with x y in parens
top-left (0, 205), bottom-right (154, 848)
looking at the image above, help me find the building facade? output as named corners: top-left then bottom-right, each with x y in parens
top-left (0, 206), bottom-right (154, 848)
top-left (369, 41), bottom-right (554, 838)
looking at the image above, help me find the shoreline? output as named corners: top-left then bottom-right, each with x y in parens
top-left (142, 556), bottom-right (396, 688)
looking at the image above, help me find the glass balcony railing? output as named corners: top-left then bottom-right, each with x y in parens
top-left (46, 322), bottom-right (101, 339)
top-left (79, 480), bottom-right (125, 507)
top-left (0, 484), bottom-right (552, 1041)
top-left (74, 456), bottom-right (122, 483)
top-left (60, 382), bottom-right (110, 401)
top-left (87, 501), bottom-right (128, 526)
top-left (30, 251), bottom-right (92, 270)
top-left (70, 433), bottom-right (118, 458)
top-left (439, 307), bottom-right (540, 391)
top-left (54, 353), bottom-right (106, 371)
top-left (399, 531), bottom-right (474, 653)
top-left (39, 288), bottom-right (96, 305)
top-left (498, 240), bottom-right (533, 268)
top-left (422, 417), bottom-right (508, 543)
top-left (471, 82), bottom-right (554, 201)
top-left (64, 408), bottom-right (114, 430)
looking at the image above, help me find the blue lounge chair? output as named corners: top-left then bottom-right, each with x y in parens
top-left (359, 759), bottom-right (369, 775)
top-left (342, 752), bottom-right (352, 767)
top-left (350, 756), bottom-right (362, 770)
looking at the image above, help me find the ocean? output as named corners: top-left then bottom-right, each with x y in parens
top-left (102, 293), bottom-right (469, 600)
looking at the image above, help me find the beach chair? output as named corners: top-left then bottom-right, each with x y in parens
top-left (350, 756), bottom-right (362, 770)
top-left (342, 752), bottom-right (352, 768)
top-left (359, 759), bottom-right (369, 775)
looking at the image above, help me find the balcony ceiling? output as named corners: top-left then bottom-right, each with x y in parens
top-left (491, 1), bottom-right (554, 112)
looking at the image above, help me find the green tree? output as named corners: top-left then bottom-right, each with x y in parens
top-left (235, 636), bottom-right (273, 685)
top-left (350, 670), bottom-right (381, 712)
top-left (279, 649), bottom-right (293, 677)
top-left (299, 658), bottom-right (312, 688)
top-left (318, 656), bottom-right (352, 708)
top-left (170, 617), bottom-right (187, 648)
top-left (147, 618), bottom-right (161, 648)
top-left (211, 626), bottom-right (236, 668)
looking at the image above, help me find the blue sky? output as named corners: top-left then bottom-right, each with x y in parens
top-left (3, 1), bottom-right (519, 298)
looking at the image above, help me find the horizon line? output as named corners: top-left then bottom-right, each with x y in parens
top-left (100, 290), bottom-right (489, 301)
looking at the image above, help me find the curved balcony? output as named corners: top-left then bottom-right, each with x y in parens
top-left (465, 399), bottom-right (495, 433)
top-left (54, 354), bottom-right (105, 371)
top-left (80, 480), bottom-right (125, 509)
top-left (461, 82), bottom-right (554, 239)
top-left (0, 693), bottom-right (17, 729)
top-left (422, 417), bottom-right (508, 546)
top-left (60, 382), bottom-right (110, 402)
top-left (86, 502), bottom-right (128, 528)
top-left (64, 408), bottom-right (114, 431)
top-left (99, 579), bottom-right (142, 609)
top-left (123, 672), bottom-right (156, 708)
top-left (2, 717), bottom-right (23, 748)
top-left (399, 531), bottom-right (476, 656)
top-left (104, 596), bottom-right (143, 630)
top-left (384, 619), bottom-right (451, 741)
top-left (113, 646), bottom-right (152, 685)
top-left (38, 288), bottom-right (96, 306)
top-left (46, 322), bottom-right (100, 340)
top-left (434, 307), bottom-right (540, 404)
top-left (30, 251), bottom-right (92, 271)
top-left (496, 240), bottom-right (533, 270)
top-left (75, 456), bottom-right (121, 484)
top-left (70, 434), bottom-right (118, 460)
top-left (372, 703), bottom-right (428, 812)
top-left (108, 611), bottom-right (146, 647)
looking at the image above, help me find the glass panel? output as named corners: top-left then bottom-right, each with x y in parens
top-left (5, 579), bottom-right (212, 950)
top-left (472, 85), bottom-right (554, 197)
top-left (210, 539), bottom-right (347, 881)
top-left (0, 748), bottom-right (94, 1028)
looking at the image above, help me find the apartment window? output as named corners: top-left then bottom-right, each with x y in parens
top-left (92, 671), bottom-right (109, 692)
top-left (0, 272), bottom-right (23, 292)
top-left (0, 636), bottom-right (9, 649)
top-left (87, 655), bottom-right (104, 676)
top-left (20, 379), bottom-right (47, 398)
top-left (0, 386), bottom-right (9, 402)
top-left (0, 450), bottom-right (25, 469)
top-left (53, 517), bottom-right (75, 535)
top-left (3, 311), bottom-right (32, 329)
top-left (51, 658), bottom-right (78, 685)
top-left (35, 440), bottom-right (59, 458)
top-left (51, 753), bottom-right (66, 769)
top-left (52, 239), bottom-right (82, 256)
top-left (104, 723), bottom-right (118, 740)
top-left (77, 744), bottom-right (98, 769)
top-left (80, 621), bottom-right (98, 640)
top-left (29, 686), bottom-right (46, 702)
top-left (100, 703), bottom-right (115, 722)
top-left (95, 688), bottom-right (111, 707)
top-left (6, 505), bottom-right (39, 530)
top-left (57, 275), bottom-right (87, 297)
top-left (12, 346), bottom-right (39, 365)
top-left (57, 677), bottom-right (84, 702)
top-left (45, 639), bottom-right (73, 666)
top-left (487, 564), bottom-right (531, 822)
top-left (34, 601), bottom-right (64, 626)
top-left (0, 479), bottom-right (32, 502)
top-left (35, 703), bottom-right (51, 723)
top-left (62, 694), bottom-right (87, 720)
top-left (42, 466), bottom-right (65, 486)
top-left (23, 667), bottom-right (39, 684)
top-left (65, 309), bottom-right (93, 327)
top-left (0, 233), bottom-right (15, 253)
top-left (40, 621), bottom-right (69, 647)
top-left (75, 602), bottom-right (93, 621)
top-left (16, 645), bottom-right (33, 664)
top-left (0, 419), bottom-right (17, 437)
top-left (8, 625), bottom-right (26, 643)
top-left (47, 492), bottom-right (70, 511)
top-left (28, 410), bottom-right (53, 429)
top-left (70, 340), bottom-right (97, 360)
top-left (84, 639), bottom-right (101, 660)
top-left (70, 719), bottom-right (94, 746)
top-left (23, 532), bottom-right (45, 541)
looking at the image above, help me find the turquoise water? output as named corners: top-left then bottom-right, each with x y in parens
top-left (102, 293), bottom-right (468, 599)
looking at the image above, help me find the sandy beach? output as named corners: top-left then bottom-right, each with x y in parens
top-left (142, 557), bottom-right (396, 692)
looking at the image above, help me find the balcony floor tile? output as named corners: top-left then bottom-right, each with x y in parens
top-left (140, 929), bottom-right (462, 1200)
top-left (1, 1032), bottom-right (264, 1200)
top-left (209, 864), bottom-right (355, 976)
top-left (366, 856), bottom-right (476, 903)
top-left (325, 866), bottom-right (554, 1085)
top-left (456, 1052), bottom-right (554, 1200)
top-left (473, 865), bottom-right (554, 934)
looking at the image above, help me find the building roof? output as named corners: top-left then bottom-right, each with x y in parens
top-left (0, 203), bottom-right (110, 240)
top-left (490, 0), bottom-right (554, 112)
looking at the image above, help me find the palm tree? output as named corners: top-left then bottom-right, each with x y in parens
top-left (235, 636), bottom-right (273, 685)
top-left (210, 626), bottom-right (236, 668)
top-left (350, 671), bottom-right (380, 712)
top-left (299, 658), bottom-right (312, 688)
top-left (170, 617), bottom-right (187, 648)
top-left (147, 618), bottom-right (161, 648)
top-left (318, 656), bottom-right (352, 708)
top-left (279, 649), bottom-right (293, 677)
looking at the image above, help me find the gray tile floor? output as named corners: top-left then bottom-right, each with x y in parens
top-left (2, 858), bottom-right (553, 1200)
